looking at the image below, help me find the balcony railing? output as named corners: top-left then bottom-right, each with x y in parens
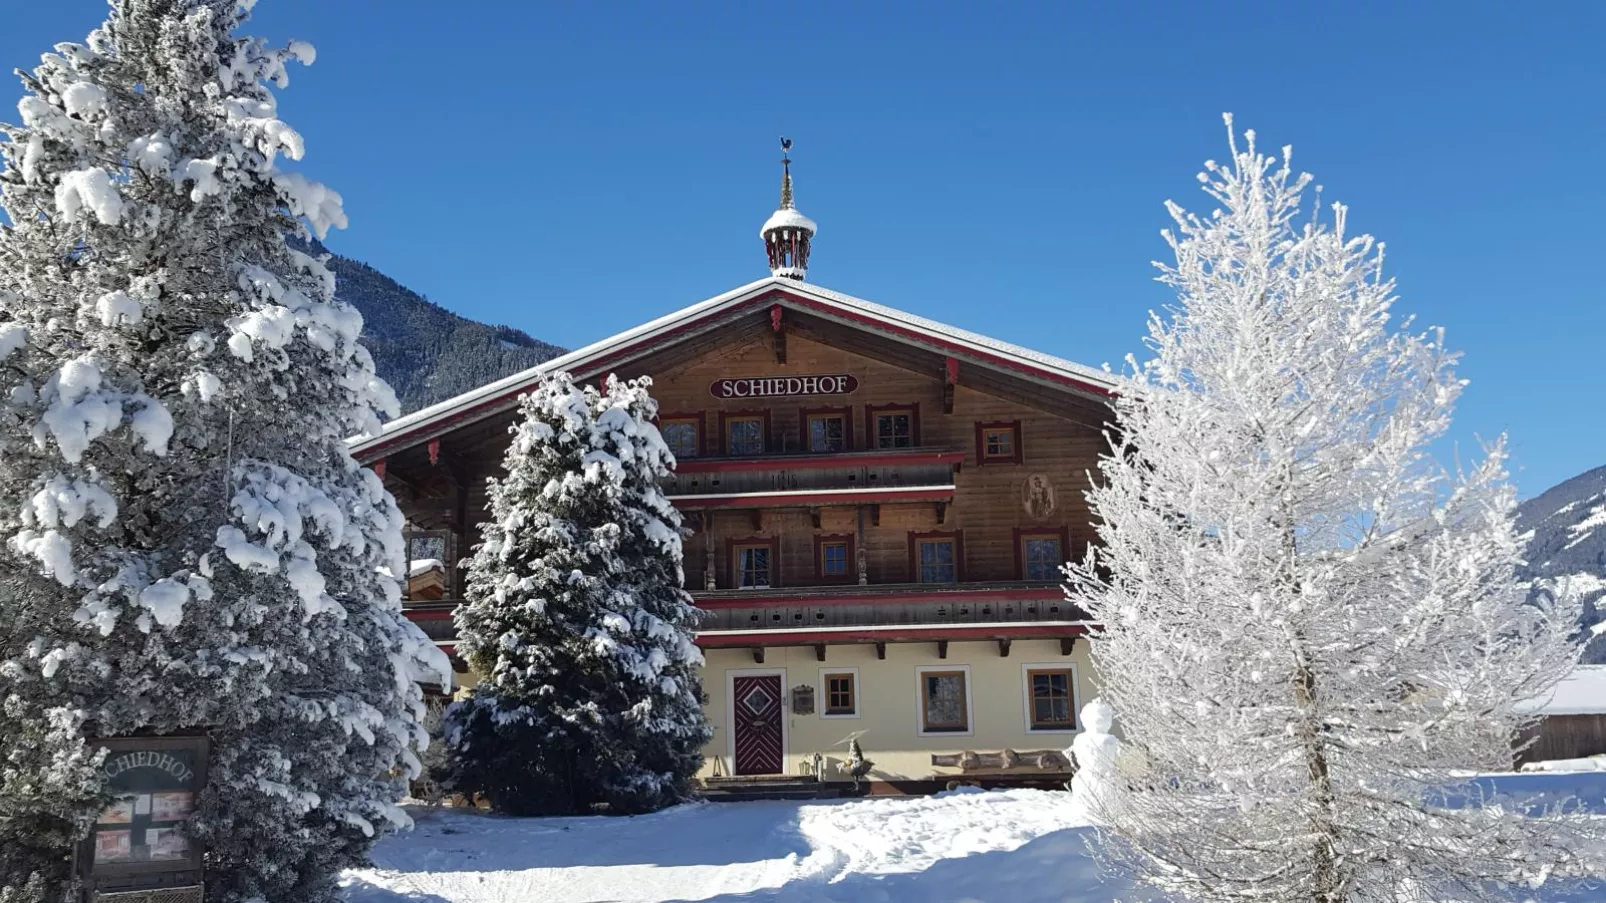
top-left (402, 581), bottom-right (1086, 646)
top-left (663, 446), bottom-right (963, 505)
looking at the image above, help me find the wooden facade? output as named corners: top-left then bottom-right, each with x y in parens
top-left (355, 277), bottom-right (1119, 781)
top-left (1521, 715), bottom-right (1606, 766)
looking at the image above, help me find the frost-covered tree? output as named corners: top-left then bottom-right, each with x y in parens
top-left (0, 2), bottom-right (444, 901)
top-left (1067, 117), bottom-right (1595, 902)
top-left (442, 373), bottom-right (710, 816)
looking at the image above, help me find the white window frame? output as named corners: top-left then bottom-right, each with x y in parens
top-left (818, 666), bottom-right (861, 720)
top-left (1020, 661), bottom-right (1081, 734)
top-left (724, 667), bottom-right (790, 776)
top-left (914, 663), bottom-right (974, 738)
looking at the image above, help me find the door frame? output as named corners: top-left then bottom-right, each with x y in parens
top-left (725, 667), bottom-right (789, 776)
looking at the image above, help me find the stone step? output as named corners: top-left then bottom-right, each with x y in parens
top-left (700, 776), bottom-right (855, 802)
top-left (701, 787), bottom-right (838, 803)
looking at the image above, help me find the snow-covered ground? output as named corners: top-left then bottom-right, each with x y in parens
top-left (341, 788), bottom-right (1130, 903)
top-left (343, 777), bottom-right (1606, 903)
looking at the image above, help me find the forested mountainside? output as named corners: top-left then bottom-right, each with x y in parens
top-left (325, 247), bottom-right (564, 414)
top-left (1517, 464), bottom-right (1606, 663)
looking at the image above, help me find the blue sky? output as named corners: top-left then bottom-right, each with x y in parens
top-left (4, 1), bottom-right (1603, 498)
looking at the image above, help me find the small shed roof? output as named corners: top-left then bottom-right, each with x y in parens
top-left (1525, 665), bottom-right (1606, 716)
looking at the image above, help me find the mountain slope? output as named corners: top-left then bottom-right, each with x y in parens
top-left (326, 250), bottom-right (564, 414)
top-left (1517, 464), bottom-right (1606, 663)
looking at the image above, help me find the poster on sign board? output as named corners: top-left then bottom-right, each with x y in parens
top-left (77, 735), bottom-right (208, 885)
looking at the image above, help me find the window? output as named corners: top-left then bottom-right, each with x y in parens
top-left (867, 404), bottom-right (919, 449)
top-left (918, 667), bottom-right (971, 734)
top-left (975, 420), bottom-right (1022, 465)
top-left (1024, 665), bottom-right (1078, 732)
top-left (821, 542), bottom-right (849, 577)
top-left (919, 540), bottom-right (955, 582)
top-left (1022, 536), bottom-right (1062, 581)
top-left (725, 415), bottom-right (766, 456)
top-left (910, 532), bottom-right (961, 583)
top-left (805, 411), bottom-right (849, 452)
top-left (815, 534), bottom-right (855, 583)
top-left (659, 416), bottom-right (701, 460)
top-left (732, 542), bottom-right (774, 589)
top-left (822, 670), bottom-right (858, 718)
top-left (1014, 523), bottom-right (1066, 578)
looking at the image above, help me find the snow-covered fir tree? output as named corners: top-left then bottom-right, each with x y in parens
top-left (442, 372), bottom-right (710, 816)
top-left (1066, 117), bottom-right (1596, 902)
top-left (0, 2), bottom-right (445, 900)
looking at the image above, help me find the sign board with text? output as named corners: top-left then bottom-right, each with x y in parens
top-left (77, 735), bottom-right (208, 896)
top-left (709, 374), bottom-right (858, 400)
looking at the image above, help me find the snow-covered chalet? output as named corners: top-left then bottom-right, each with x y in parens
top-left (351, 155), bottom-right (1119, 792)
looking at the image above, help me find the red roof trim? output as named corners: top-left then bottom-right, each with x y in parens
top-left (673, 449), bottom-right (963, 474)
top-left (356, 285), bottom-right (1111, 462)
top-left (671, 486), bottom-right (953, 511)
top-left (767, 288), bottom-right (1113, 397)
top-left (693, 585), bottom-right (1067, 610)
top-left (695, 624), bottom-right (1087, 647)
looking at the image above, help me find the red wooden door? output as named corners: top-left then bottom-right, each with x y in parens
top-left (731, 674), bottom-right (784, 775)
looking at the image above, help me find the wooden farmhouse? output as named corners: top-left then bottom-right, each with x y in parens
top-left (353, 158), bottom-right (1122, 791)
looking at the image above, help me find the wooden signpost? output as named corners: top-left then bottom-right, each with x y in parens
top-left (76, 735), bottom-right (209, 903)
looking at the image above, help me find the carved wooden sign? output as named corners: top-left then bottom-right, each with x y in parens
top-left (710, 374), bottom-right (858, 400)
top-left (791, 684), bottom-right (816, 715)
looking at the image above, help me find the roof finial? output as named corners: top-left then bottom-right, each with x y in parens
top-left (760, 137), bottom-right (816, 281)
top-left (779, 136), bottom-right (794, 209)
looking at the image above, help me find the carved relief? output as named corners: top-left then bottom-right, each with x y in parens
top-left (1023, 473), bottom-right (1056, 521)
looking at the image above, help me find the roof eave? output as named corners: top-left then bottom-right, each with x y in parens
top-left (349, 277), bottom-right (1118, 461)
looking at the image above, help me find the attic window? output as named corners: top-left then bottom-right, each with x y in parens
top-left (660, 416), bottom-right (702, 459)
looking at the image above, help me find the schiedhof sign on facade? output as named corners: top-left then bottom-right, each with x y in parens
top-left (709, 374), bottom-right (858, 400)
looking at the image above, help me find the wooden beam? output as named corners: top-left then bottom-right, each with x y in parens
top-left (752, 647), bottom-right (765, 664)
top-left (771, 304), bottom-right (787, 363)
top-left (1060, 637), bottom-right (1077, 656)
top-left (870, 504), bottom-right (881, 527)
top-left (875, 641), bottom-right (886, 660)
top-left (998, 638), bottom-right (1011, 658)
top-left (749, 508), bottom-right (763, 532)
top-left (944, 357), bottom-right (959, 414)
top-left (935, 501), bottom-right (947, 524)
top-left (810, 507), bottom-right (822, 530)
top-left (937, 640), bottom-right (948, 660)
top-left (814, 643), bottom-right (826, 662)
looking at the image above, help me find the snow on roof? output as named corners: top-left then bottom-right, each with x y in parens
top-left (350, 276), bottom-right (1117, 457)
top-left (1522, 666), bottom-right (1606, 716)
top-left (760, 206), bottom-right (817, 236)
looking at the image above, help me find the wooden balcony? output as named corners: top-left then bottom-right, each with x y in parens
top-left (663, 446), bottom-right (964, 510)
top-left (402, 581), bottom-right (1089, 653)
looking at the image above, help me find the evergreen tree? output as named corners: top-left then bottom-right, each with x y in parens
top-left (0, 3), bottom-right (445, 900)
top-left (1067, 116), bottom-right (1594, 902)
top-left (443, 373), bottom-right (710, 816)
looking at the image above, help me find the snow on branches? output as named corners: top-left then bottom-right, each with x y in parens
top-left (1066, 116), bottom-right (1595, 902)
top-left (443, 372), bottom-right (710, 816)
top-left (0, 2), bottom-right (439, 900)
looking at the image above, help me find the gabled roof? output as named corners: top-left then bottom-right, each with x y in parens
top-left (350, 276), bottom-right (1117, 461)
